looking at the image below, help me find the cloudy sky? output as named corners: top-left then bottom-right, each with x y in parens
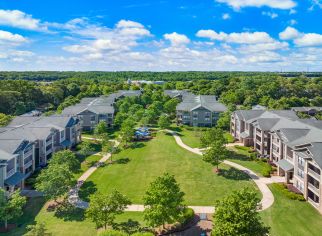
top-left (0, 0), bottom-right (321, 71)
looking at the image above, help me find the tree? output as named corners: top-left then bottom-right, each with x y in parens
top-left (49, 150), bottom-right (79, 173)
top-left (120, 118), bottom-right (135, 147)
top-left (200, 128), bottom-right (227, 148)
top-left (143, 173), bottom-right (186, 229)
top-left (202, 141), bottom-right (228, 172)
top-left (0, 189), bottom-right (26, 230)
top-left (25, 222), bottom-right (52, 236)
top-left (164, 98), bottom-right (179, 114)
top-left (213, 188), bottom-right (269, 236)
top-left (0, 113), bottom-right (12, 127)
top-left (79, 141), bottom-right (95, 156)
top-left (35, 164), bottom-right (74, 203)
top-left (158, 114), bottom-right (171, 130)
top-left (94, 121), bottom-right (107, 137)
top-left (216, 111), bottom-right (231, 131)
top-left (86, 190), bottom-right (131, 229)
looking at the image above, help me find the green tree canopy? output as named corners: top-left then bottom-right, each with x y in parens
top-left (200, 128), bottom-right (227, 148)
top-left (49, 150), bottom-right (79, 173)
top-left (158, 114), bottom-right (171, 130)
top-left (213, 188), bottom-right (269, 236)
top-left (202, 141), bottom-right (228, 172)
top-left (143, 173), bottom-right (186, 229)
top-left (35, 164), bottom-right (74, 202)
top-left (0, 189), bottom-right (26, 230)
top-left (86, 190), bottom-right (131, 229)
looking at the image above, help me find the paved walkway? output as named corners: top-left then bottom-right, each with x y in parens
top-left (71, 132), bottom-right (283, 213)
top-left (168, 131), bottom-right (284, 211)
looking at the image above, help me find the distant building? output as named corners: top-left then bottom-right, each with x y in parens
top-left (252, 105), bottom-right (267, 110)
top-left (127, 80), bottom-right (165, 86)
top-left (292, 107), bottom-right (322, 116)
top-left (169, 90), bottom-right (227, 127)
top-left (62, 90), bottom-right (142, 131)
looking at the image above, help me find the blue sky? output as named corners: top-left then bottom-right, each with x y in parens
top-left (0, 0), bottom-right (321, 71)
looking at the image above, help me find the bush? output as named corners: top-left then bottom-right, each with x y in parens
top-left (261, 165), bottom-right (272, 177)
top-left (179, 208), bottom-right (195, 225)
top-left (131, 233), bottom-right (154, 236)
top-left (273, 183), bottom-right (305, 201)
top-left (98, 230), bottom-right (127, 236)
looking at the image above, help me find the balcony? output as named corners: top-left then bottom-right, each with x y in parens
top-left (6, 168), bottom-right (16, 178)
top-left (308, 197), bottom-right (319, 207)
top-left (24, 160), bottom-right (33, 169)
top-left (308, 182), bottom-right (320, 195)
top-left (256, 131), bottom-right (261, 137)
top-left (308, 168), bottom-right (320, 181)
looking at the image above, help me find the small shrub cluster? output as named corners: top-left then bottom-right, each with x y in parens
top-left (99, 230), bottom-right (154, 236)
top-left (273, 183), bottom-right (305, 201)
top-left (261, 166), bottom-right (272, 177)
top-left (179, 208), bottom-right (195, 225)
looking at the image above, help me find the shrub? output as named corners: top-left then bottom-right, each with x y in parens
top-left (98, 230), bottom-right (127, 236)
top-left (131, 233), bottom-right (154, 236)
top-left (179, 208), bottom-right (195, 225)
top-left (273, 183), bottom-right (305, 201)
top-left (261, 165), bottom-right (272, 177)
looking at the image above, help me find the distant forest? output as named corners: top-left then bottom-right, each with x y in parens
top-left (0, 71), bottom-right (322, 82)
top-left (0, 71), bottom-right (321, 126)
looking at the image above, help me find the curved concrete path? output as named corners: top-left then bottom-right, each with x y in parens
top-left (70, 133), bottom-right (282, 213)
top-left (168, 130), bottom-right (282, 211)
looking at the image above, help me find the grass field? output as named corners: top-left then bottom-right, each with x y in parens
top-left (261, 184), bottom-right (322, 236)
top-left (4, 198), bottom-right (145, 236)
top-left (79, 132), bottom-right (257, 205)
top-left (227, 146), bottom-right (270, 176)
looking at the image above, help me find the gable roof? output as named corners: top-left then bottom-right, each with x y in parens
top-left (177, 94), bottom-right (227, 112)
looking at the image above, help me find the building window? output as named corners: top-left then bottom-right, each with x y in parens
top-left (297, 169), bottom-right (304, 179)
top-left (60, 131), bottom-right (65, 139)
top-left (90, 115), bottom-right (96, 121)
top-left (298, 156), bottom-right (305, 167)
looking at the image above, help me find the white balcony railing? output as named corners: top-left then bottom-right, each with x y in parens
top-left (6, 168), bottom-right (16, 178)
top-left (24, 160), bottom-right (33, 168)
top-left (308, 183), bottom-right (320, 195)
top-left (308, 197), bottom-right (319, 208)
top-left (308, 169), bottom-right (320, 181)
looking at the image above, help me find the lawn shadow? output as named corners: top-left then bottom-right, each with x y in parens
top-left (227, 150), bottom-right (253, 161)
top-left (114, 158), bottom-right (130, 165)
top-left (8, 197), bottom-right (46, 235)
top-left (78, 181), bottom-right (97, 202)
top-left (54, 202), bottom-right (85, 221)
top-left (169, 126), bottom-right (183, 132)
top-left (113, 219), bottom-right (142, 235)
top-left (218, 167), bottom-right (250, 180)
top-left (130, 142), bottom-right (146, 149)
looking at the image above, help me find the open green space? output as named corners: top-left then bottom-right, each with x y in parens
top-left (261, 184), bottom-right (322, 236)
top-left (3, 197), bottom-right (145, 236)
top-left (79, 132), bottom-right (258, 206)
top-left (227, 146), bottom-right (270, 177)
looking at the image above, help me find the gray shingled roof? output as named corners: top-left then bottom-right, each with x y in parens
top-left (177, 95), bottom-right (227, 112)
top-left (164, 90), bottom-right (193, 98)
top-left (307, 143), bottom-right (322, 169)
top-left (0, 149), bottom-right (14, 161)
top-left (292, 107), bottom-right (322, 112)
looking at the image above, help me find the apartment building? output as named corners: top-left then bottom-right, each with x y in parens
top-left (0, 115), bottom-right (81, 193)
top-left (231, 109), bottom-right (322, 213)
top-left (292, 107), bottom-right (322, 116)
top-left (176, 93), bottom-right (227, 127)
top-left (62, 90), bottom-right (142, 131)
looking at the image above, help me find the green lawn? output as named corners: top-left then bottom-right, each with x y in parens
top-left (227, 146), bottom-right (269, 176)
top-left (261, 184), bottom-right (322, 236)
top-left (74, 154), bottom-right (103, 179)
top-left (4, 198), bottom-right (145, 236)
top-left (80, 132), bottom-right (258, 205)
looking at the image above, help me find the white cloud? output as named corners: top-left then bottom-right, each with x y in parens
top-left (116, 20), bottom-right (145, 29)
top-left (197, 30), bottom-right (274, 44)
top-left (279, 27), bottom-right (300, 40)
top-left (0, 9), bottom-right (47, 31)
top-left (262, 11), bottom-right (278, 19)
top-left (0, 30), bottom-right (27, 44)
top-left (222, 13), bottom-right (231, 20)
top-left (164, 32), bottom-right (190, 45)
top-left (289, 9), bottom-right (297, 14)
top-left (309, 0), bottom-right (322, 10)
top-left (239, 41), bottom-right (289, 53)
top-left (294, 33), bottom-right (322, 47)
top-left (215, 0), bottom-right (297, 10)
top-left (289, 19), bottom-right (297, 25)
